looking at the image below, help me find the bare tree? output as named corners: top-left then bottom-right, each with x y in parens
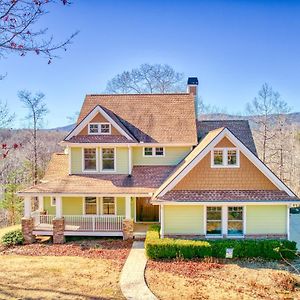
top-left (106, 63), bottom-right (185, 94)
top-left (18, 90), bottom-right (48, 184)
top-left (246, 83), bottom-right (290, 163)
top-left (0, 0), bottom-right (78, 63)
top-left (0, 100), bottom-right (14, 128)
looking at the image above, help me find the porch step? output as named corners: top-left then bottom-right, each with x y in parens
top-left (133, 232), bottom-right (147, 239)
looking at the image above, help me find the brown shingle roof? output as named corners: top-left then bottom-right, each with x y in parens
top-left (156, 190), bottom-right (299, 202)
top-left (67, 135), bottom-right (135, 144)
top-left (20, 153), bottom-right (175, 195)
top-left (197, 120), bottom-right (257, 155)
top-left (77, 94), bottom-right (198, 144)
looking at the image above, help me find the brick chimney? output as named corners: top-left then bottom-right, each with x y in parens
top-left (187, 77), bottom-right (199, 118)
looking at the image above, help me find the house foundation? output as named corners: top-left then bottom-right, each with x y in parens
top-left (21, 217), bottom-right (35, 244)
top-left (53, 218), bottom-right (65, 244)
top-left (123, 219), bottom-right (134, 240)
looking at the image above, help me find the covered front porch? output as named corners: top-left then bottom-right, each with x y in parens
top-left (21, 194), bottom-right (159, 243)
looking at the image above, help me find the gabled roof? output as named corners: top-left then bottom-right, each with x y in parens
top-left (19, 153), bottom-right (175, 195)
top-left (197, 120), bottom-right (257, 155)
top-left (156, 190), bottom-right (298, 203)
top-left (153, 127), bottom-right (297, 200)
top-left (76, 93), bottom-right (198, 144)
top-left (65, 105), bottom-right (137, 142)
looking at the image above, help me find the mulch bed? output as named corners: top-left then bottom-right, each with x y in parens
top-left (147, 259), bottom-right (224, 277)
top-left (0, 239), bottom-right (133, 266)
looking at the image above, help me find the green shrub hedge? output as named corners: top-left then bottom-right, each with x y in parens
top-left (1, 229), bottom-right (24, 246)
top-left (145, 225), bottom-right (296, 260)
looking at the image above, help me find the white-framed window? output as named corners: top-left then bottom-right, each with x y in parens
top-left (51, 197), bottom-right (56, 206)
top-left (206, 206), bottom-right (222, 235)
top-left (143, 147), bottom-right (165, 157)
top-left (102, 197), bottom-right (116, 215)
top-left (83, 148), bottom-right (97, 171)
top-left (88, 123), bottom-right (111, 135)
top-left (84, 197), bottom-right (97, 215)
top-left (227, 206), bottom-right (243, 236)
top-left (211, 148), bottom-right (239, 168)
top-left (101, 148), bottom-right (115, 171)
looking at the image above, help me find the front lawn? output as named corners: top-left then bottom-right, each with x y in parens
top-left (0, 238), bottom-right (132, 299)
top-left (145, 259), bottom-right (300, 299)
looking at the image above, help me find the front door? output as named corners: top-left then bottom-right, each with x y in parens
top-left (136, 197), bottom-right (159, 222)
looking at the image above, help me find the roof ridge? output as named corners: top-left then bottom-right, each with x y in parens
top-left (87, 93), bottom-right (191, 96)
top-left (198, 119), bottom-right (249, 122)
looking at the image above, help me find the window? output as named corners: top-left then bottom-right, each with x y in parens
top-left (206, 207), bottom-right (222, 235)
top-left (144, 147), bottom-right (165, 157)
top-left (102, 197), bottom-right (115, 215)
top-left (102, 148), bottom-right (115, 171)
top-left (89, 123), bottom-right (99, 134)
top-left (84, 148), bottom-right (97, 171)
top-left (144, 147), bottom-right (153, 156)
top-left (155, 147), bottom-right (164, 156)
top-left (227, 150), bottom-right (237, 166)
top-left (211, 148), bottom-right (239, 167)
top-left (51, 197), bottom-right (56, 206)
top-left (213, 150), bottom-right (223, 165)
top-left (85, 197), bottom-right (97, 214)
top-left (100, 123), bottom-right (111, 134)
top-left (88, 123), bottom-right (111, 134)
top-left (228, 207), bottom-right (243, 236)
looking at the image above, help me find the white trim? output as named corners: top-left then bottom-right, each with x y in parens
top-left (82, 147), bottom-right (99, 173)
top-left (68, 146), bottom-right (72, 175)
top-left (24, 197), bottom-right (31, 218)
top-left (160, 205), bottom-right (164, 238)
top-left (51, 196), bottom-right (56, 207)
top-left (152, 201), bottom-right (299, 205)
top-left (64, 231), bottom-right (123, 237)
top-left (55, 196), bottom-right (62, 218)
top-left (211, 148), bottom-right (240, 168)
top-left (18, 192), bottom-right (153, 197)
top-left (134, 197), bottom-right (137, 222)
top-left (128, 146), bottom-right (132, 175)
top-left (88, 122), bottom-right (112, 135)
top-left (65, 106), bottom-right (133, 141)
top-left (100, 147), bottom-right (116, 173)
top-left (61, 142), bottom-right (195, 147)
top-left (243, 206), bottom-right (247, 235)
top-left (222, 206), bottom-right (228, 235)
top-left (38, 196), bottom-right (44, 212)
top-left (287, 204), bottom-right (290, 240)
top-left (155, 128), bottom-right (296, 197)
top-left (143, 146), bottom-right (165, 157)
top-left (125, 196), bottom-right (131, 219)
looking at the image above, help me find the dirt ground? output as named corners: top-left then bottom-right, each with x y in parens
top-left (146, 258), bottom-right (300, 300)
top-left (0, 238), bottom-right (132, 300)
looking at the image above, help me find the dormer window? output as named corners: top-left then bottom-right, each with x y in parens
top-left (211, 148), bottom-right (239, 168)
top-left (88, 123), bottom-right (111, 135)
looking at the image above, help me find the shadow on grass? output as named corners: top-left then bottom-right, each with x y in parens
top-left (0, 283), bottom-right (117, 300)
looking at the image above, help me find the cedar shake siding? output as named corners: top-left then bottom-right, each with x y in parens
top-left (78, 113), bottom-right (121, 136)
top-left (174, 151), bottom-right (278, 191)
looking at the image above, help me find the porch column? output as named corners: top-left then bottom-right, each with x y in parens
top-left (55, 196), bottom-right (62, 218)
top-left (22, 196), bottom-right (35, 244)
top-left (24, 196), bottom-right (32, 218)
top-left (38, 196), bottom-right (44, 212)
top-left (123, 196), bottom-right (133, 240)
top-left (53, 196), bottom-right (65, 244)
top-left (160, 205), bottom-right (164, 238)
top-left (128, 146), bottom-right (132, 175)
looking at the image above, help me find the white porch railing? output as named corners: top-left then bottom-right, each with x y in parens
top-left (64, 215), bottom-right (124, 232)
top-left (31, 211), bottom-right (54, 227)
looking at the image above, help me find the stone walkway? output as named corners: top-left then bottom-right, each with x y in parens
top-left (120, 241), bottom-right (157, 300)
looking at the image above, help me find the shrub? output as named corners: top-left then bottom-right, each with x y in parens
top-left (145, 225), bottom-right (212, 259)
top-left (145, 225), bottom-right (297, 260)
top-left (1, 229), bottom-right (24, 246)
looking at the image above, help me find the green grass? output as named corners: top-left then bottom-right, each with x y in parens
top-left (0, 225), bottom-right (21, 242)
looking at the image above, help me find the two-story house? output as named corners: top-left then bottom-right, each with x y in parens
top-left (19, 77), bottom-right (300, 244)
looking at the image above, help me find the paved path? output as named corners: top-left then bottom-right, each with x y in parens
top-left (120, 241), bottom-right (157, 300)
top-left (290, 214), bottom-right (300, 250)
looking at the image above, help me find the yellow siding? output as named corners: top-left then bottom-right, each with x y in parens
top-left (132, 146), bottom-right (191, 166)
top-left (116, 197), bottom-right (125, 215)
top-left (246, 205), bottom-right (287, 234)
top-left (43, 196), bottom-right (55, 215)
top-left (164, 205), bottom-right (204, 235)
top-left (62, 197), bottom-right (83, 215)
top-left (71, 147), bottom-right (82, 174)
top-left (115, 147), bottom-right (129, 174)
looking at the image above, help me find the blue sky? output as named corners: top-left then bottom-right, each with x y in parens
top-left (1, 0), bottom-right (300, 128)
